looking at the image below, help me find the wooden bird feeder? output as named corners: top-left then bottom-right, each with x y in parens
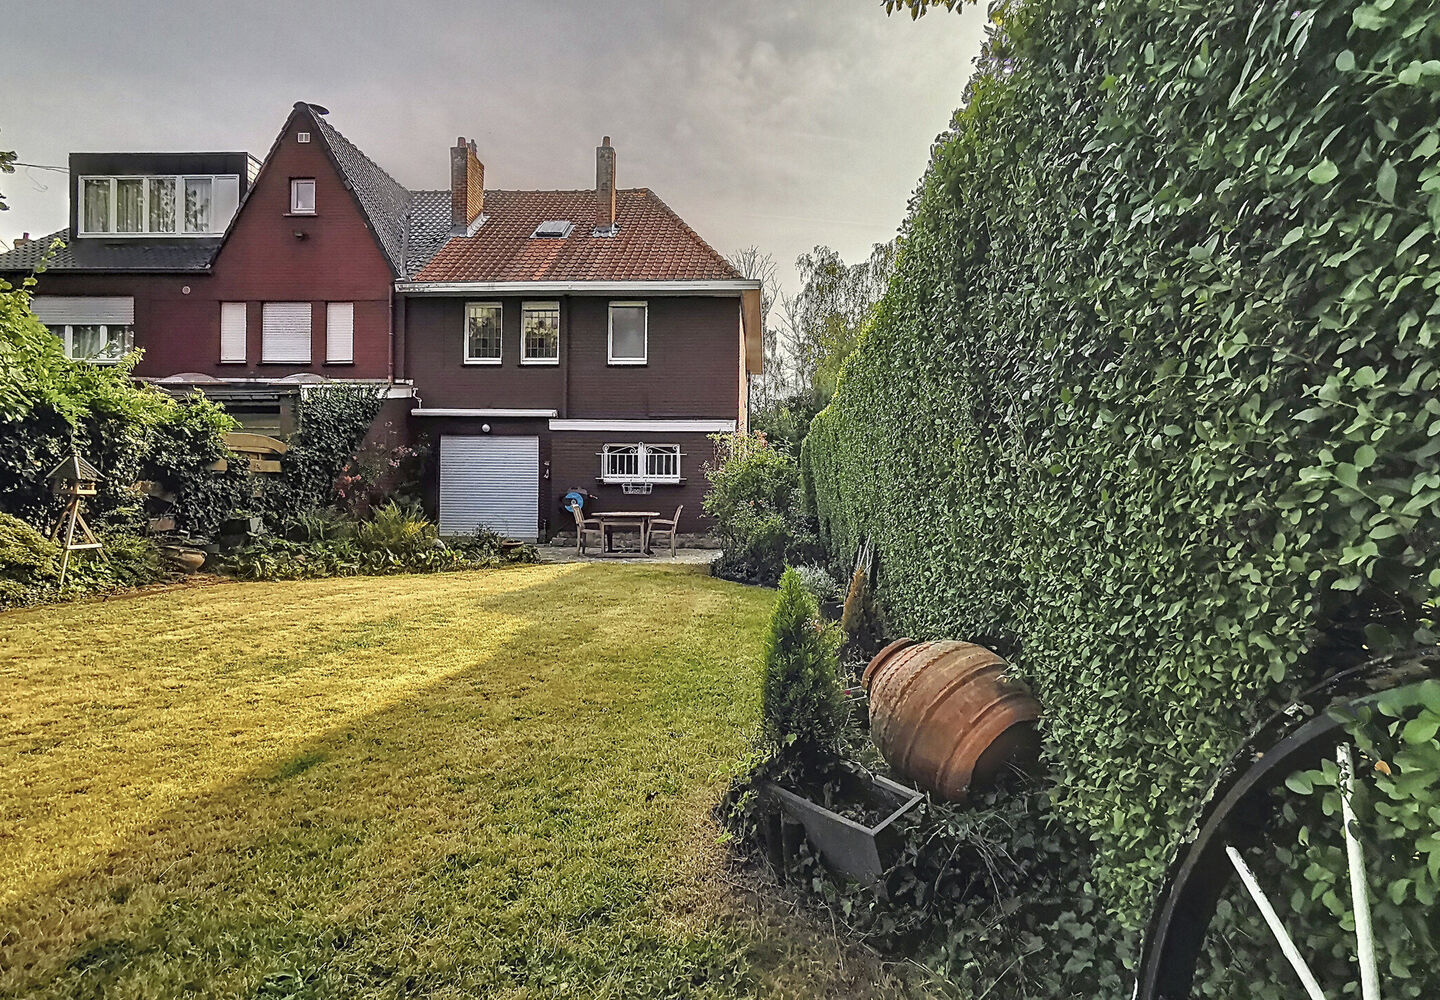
top-left (48, 452), bottom-right (105, 587)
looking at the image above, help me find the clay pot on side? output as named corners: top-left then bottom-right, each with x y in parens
top-left (862, 638), bottom-right (1041, 801)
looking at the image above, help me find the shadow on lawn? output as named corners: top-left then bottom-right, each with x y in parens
top-left (1, 565), bottom-right (870, 1000)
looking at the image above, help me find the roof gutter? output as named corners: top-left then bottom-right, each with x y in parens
top-left (392, 278), bottom-right (762, 296)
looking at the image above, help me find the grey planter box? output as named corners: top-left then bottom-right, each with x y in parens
top-left (764, 770), bottom-right (923, 896)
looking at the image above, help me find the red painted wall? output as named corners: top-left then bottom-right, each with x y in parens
top-left (205, 109), bottom-right (395, 378)
top-left (22, 107), bottom-right (396, 380)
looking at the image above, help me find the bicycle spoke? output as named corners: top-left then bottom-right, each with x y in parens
top-left (1225, 844), bottom-right (1330, 1000)
top-left (1337, 743), bottom-right (1381, 1000)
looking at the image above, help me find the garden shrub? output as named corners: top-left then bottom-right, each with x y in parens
top-left (760, 568), bottom-right (845, 773)
top-left (222, 508), bottom-right (537, 582)
top-left (0, 512), bottom-right (60, 604)
top-left (703, 431), bottom-right (819, 586)
top-left (790, 563), bottom-right (842, 605)
top-left (2, 278), bottom-right (243, 546)
top-left (799, 0), bottom-right (1440, 992)
top-left (0, 277), bottom-right (172, 529)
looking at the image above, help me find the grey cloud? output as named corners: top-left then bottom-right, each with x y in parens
top-left (2, 0), bottom-right (987, 292)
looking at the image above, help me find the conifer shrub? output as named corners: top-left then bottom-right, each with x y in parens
top-left (760, 568), bottom-right (845, 773)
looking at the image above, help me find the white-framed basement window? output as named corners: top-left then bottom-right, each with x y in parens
top-left (608, 301), bottom-right (647, 365)
top-left (521, 301), bottom-right (560, 364)
top-left (262, 302), bottom-right (312, 363)
top-left (601, 443), bottom-right (681, 484)
top-left (78, 174), bottom-right (240, 236)
top-left (465, 302), bottom-right (502, 364)
top-left (290, 178), bottom-right (316, 214)
top-left (31, 295), bottom-right (135, 363)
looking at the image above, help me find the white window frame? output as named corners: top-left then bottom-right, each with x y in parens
top-left (290, 178), bottom-right (316, 215)
top-left (607, 301), bottom-right (648, 365)
top-left (47, 323), bottom-right (134, 364)
top-left (520, 300), bottom-right (561, 365)
top-left (464, 301), bottom-right (503, 365)
top-left (601, 443), bottom-right (681, 484)
top-left (76, 174), bottom-right (240, 237)
top-left (326, 302), bottom-right (354, 364)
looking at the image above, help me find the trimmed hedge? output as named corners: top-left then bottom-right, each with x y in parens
top-left (807, 0), bottom-right (1439, 944)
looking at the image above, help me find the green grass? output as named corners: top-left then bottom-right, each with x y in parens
top-left (0, 563), bottom-right (912, 999)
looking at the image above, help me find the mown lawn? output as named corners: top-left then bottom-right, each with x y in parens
top-left (0, 563), bottom-right (907, 999)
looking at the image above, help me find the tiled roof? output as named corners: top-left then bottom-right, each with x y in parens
top-left (0, 231), bottom-right (219, 273)
top-left (412, 188), bottom-right (744, 283)
top-left (403, 190), bottom-right (453, 278)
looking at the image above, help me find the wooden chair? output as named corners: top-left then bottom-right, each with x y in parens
top-left (571, 504), bottom-right (603, 554)
top-left (647, 506), bottom-right (683, 558)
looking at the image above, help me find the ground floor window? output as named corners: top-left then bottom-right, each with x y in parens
top-left (47, 323), bottom-right (134, 363)
top-left (601, 443), bottom-right (681, 484)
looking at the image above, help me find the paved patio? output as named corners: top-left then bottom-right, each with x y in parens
top-left (534, 545), bottom-right (721, 566)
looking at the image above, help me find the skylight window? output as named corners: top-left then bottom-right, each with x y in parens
top-left (531, 219), bottom-right (573, 239)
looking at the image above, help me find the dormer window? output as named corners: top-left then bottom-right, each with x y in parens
top-left (531, 220), bottom-right (573, 239)
top-left (78, 175), bottom-right (238, 236)
top-left (290, 179), bottom-right (316, 215)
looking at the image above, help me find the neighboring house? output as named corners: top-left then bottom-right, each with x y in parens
top-left (0, 105), bottom-right (762, 540)
top-left (0, 102), bottom-right (446, 432)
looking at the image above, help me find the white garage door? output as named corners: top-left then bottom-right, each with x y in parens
top-left (438, 435), bottom-right (540, 541)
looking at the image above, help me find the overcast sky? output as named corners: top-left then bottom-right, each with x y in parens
top-left (1, 1), bottom-right (987, 295)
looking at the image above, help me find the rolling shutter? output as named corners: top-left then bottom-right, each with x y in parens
top-left (30, 296), bottom-right (134, 325)
top-left (220, 302), bottom-right (246, 362)
top-left (438, 435), bottom-right (540, 541)
top-left (326, 302), bottom-right (354, 363)
top-left (262, 302), bottom-right (311, 363)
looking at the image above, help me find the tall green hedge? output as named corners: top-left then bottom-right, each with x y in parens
top-left (806, 0), bottom-right (1439, 935)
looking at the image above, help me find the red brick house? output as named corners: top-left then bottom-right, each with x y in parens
top-left (403, 137), bottom-right (762, 540)
top-left (1, 104), bottom-right (762, 540)
top-left (0, 102), bottom-right (446, 432)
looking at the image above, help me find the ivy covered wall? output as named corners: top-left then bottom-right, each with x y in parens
top-left (806, 0), bottom-right (1439, 932)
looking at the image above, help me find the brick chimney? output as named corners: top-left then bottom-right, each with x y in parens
top-left (450, 137), bottom-right (485, 236)
top-left (13, 233), bottom-right (30, 247)
top-left (595, 136), bottom-right (617, 233)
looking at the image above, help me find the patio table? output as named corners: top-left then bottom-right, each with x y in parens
top-left (589, 511), bottom-right (660, 555)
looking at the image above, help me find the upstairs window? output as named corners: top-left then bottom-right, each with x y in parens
top-left (78, 175), bottom-right (238, 236)
top-left (82, 179), bottom-right (110, 233)
top-left (608, 301), bottom-right (647, 364)
top-left (184, 177), bottom-right (212, 232)
top-left (465, 302), bottom-right (502, 364)
top-left (148, 178), bottom-right (177, 232)
top-left (601, 443), bottom-right (681, 484)
top-left (290, 178), bottom-right (316, 214)
top-left (521, 301), bottom-right (560, 364)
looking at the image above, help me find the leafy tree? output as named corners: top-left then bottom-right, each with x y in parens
top-left (727, 246), bottom-right (789, 413)
top-left (786, 242), bottom-right (895, 403)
